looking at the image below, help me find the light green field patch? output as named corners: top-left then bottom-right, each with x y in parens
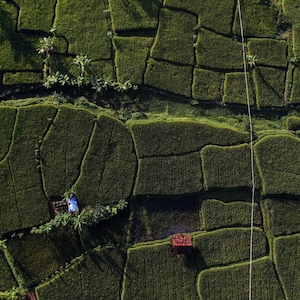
top-left (144, 58), bottom-right (193, 97)
top-left (253, 66), bottom-right (286, 107)
top-left (274, 233), bottom-right (300, 300)
top-left (192, 68), bottom-right (224, 101)
top-left (114, 36), bottom-right (154, 84)
top-left (194, 228), bottom-right (267, 267)
top-left (201, 144), bottom-right (260, 190)
top-left (54, 0), bottom-right (111, 59)
top-left (223, 72), bottom-right (255, 105)
top-left (75, 115), bottom-right (137, 206)
top-left (41, 106), bottom-right (95, 197)
top-left (196, 29), bottom-right (243, 70)
top-left (254, 134), bottom-right (300, 195)
top-left (247, 38), bottom-right (287, 68)
top-left (261, 198), bottom-right (300, 236)
top-left (233, 0), bottom-right (278, 37)
top-left (122, 241), bottom-right (199, 300)
top-left (134, 152), bottom-right (203, 196)
top-left (130, 119), bottom-right (250, 158)
top-left (109, 0), bottom-right (162, 32)
top-left (197, 257), bottom-right (285, 299)
top-left (150, 8), bottom-right (196, 65)
top-left (17, 0), bottom-right (56, 31)
top-left (201, 199), bottom-right (262, 230)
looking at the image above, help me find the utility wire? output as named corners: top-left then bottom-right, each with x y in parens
top-left (236, 1), bottom-right (256, 299)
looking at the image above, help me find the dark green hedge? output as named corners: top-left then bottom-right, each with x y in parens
top-left (200, 199), bottom-right (262, 231)
top-left (247, 38), bottom-right (287, 68)
top-left (144, 58), bottom-right (193, 97)
top-left (122, 241), bottom-right (199, 299)
top-left (197, 257), bottom-right (285, 299)
top-left (114, 36), bottom-right (154, 84)
top-left (201, 144), bottom-right (260, 190)
top-left (196, 28), bottom-right (243, 70)
top-left (254, 134), bottom-right (300, 195)
top-left (3, 72), bottom-right (41, 85)
top-left (222, 72), bottom-right (255, 105)
top-left (261, 198), bottom-right (300, 236)
top-left (75, 115), bottom-right (137, 206)
top-left (193, 228), bottom-right (267, 267)
top-left (150, 8), bottom-right (196, 65)
top-left (134, 152), bottom-right (203, 196)
top-left (285, 115), bottom-right (300, 130)
top-left (192, 68), bottom-right (224, 101)
top-left (130, 119), bottom-right (250, 158)
top-left (41, 106), bottom-right (95, 197)
top-left (233, 0), bottom-right (278, 37)
top-left (274, 234), bottom-right (300, 300)
top-left (253, 67), bottom-right (285, 108)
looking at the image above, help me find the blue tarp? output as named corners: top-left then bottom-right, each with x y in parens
top-left (68, 196), bottom-right (79, 213)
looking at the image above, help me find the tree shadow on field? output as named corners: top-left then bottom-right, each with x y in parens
top-left (0, 4), bottom-right (39, 69)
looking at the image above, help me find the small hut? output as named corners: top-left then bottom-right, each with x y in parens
top-left (51, 199), bottom-right (68, 215)
top-left (172, 234), bottom-right (193, 255)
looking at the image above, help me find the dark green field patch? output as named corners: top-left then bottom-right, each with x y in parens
top-left (144, 58), bottom-right (193, 97)
top-left (75, 115), bottom-right (137, 206)
top-left (3, 72), bottom-right (41, 85)
top-left (134, 152), bottom-right (203, 196)
top-left (54, 0), bottom-right (111, 59)
top-left (0, 248), bottom-right (17, 291)
top-left (150, 8), bottom-right (196, 65)
top-left (109, 0), bottom-right (162, 32)
top-left (197, 257), bottom-right (285, 299)
top-left (247, 38), bottom-right (287, 68)
top-left (233, 0), bottom-right (278, 37)
top-left (196, 29), bottom-right (243, 70)
top-left (254, 134), bottom-right (300, 195)
top-left (0, 107), bottom-right (16, 162)
top-left (7, 227), bottom-right (82, 286)
top-left (122, 241), bottom-right (199, 299)
top-left (41, 106), bottom-right (95, 197)
top-left (114, 36), bottom-right (154, 84)
top-left (200, 199), bottom-right (262, 231)
top-left (201, 144), bottom-right (260, 190)
top-left (223, 72), bottom-right (255, 105)
top-left (290, 66), bottom-right (300, 104)
top-left (35, 245), bottom-right (126, 300)
top-left (261, 198), bottom-right (300, 236)
top-left (253, 66), bottom-right (286, 107)
top-left (194, 228), bottom-right (267, 267)
top-left (192, 68), bottom-right (224, 101)
top-left (285, 115), bottom-right (300, 130)
top-left (130, 119), bottom-right (250, 158)
top-left (274, 234), bottom-right (300, 300)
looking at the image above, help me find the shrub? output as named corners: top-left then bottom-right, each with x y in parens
top-left (144, 58), bottom-right (193, 97)
top-left (274, 234), bottom-right (300, 299)
top-left (254, 134), bottom-right (300, 195)
top-left (196, 28), bottom-right (243, 70)
top-left (122, 241), bottom-right (199, 299)
top-left (114, 36), bottom-right (154, 85)
top-left (222, 72), bottom-right (255, 105)
top-left (150, 8), bottom-right (196, 65)
top-left (192, 68), bottom-right (224, 101)
top-left (200, 199), bottom-right (262, 230)
top-left (253, 66), bottom-right (285, 107)
top-left (197, 257), bottom-right (285, 299)
top-left (261, 198), bottom-right (300, 236)
top-left (134, 152), bottom-right (203, 196)
top-left (193, 227), bottom-right (267, 267)
top-left (201, 144), bottom-right (260, 190)
top-left (130, 119), bottom-right (250, 158)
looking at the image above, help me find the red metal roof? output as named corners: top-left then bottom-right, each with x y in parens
top-left (172, 234), bottom-right (192, 247)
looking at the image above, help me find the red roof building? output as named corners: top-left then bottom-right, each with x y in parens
top-left (172, 234), bottom-right (193, 255)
